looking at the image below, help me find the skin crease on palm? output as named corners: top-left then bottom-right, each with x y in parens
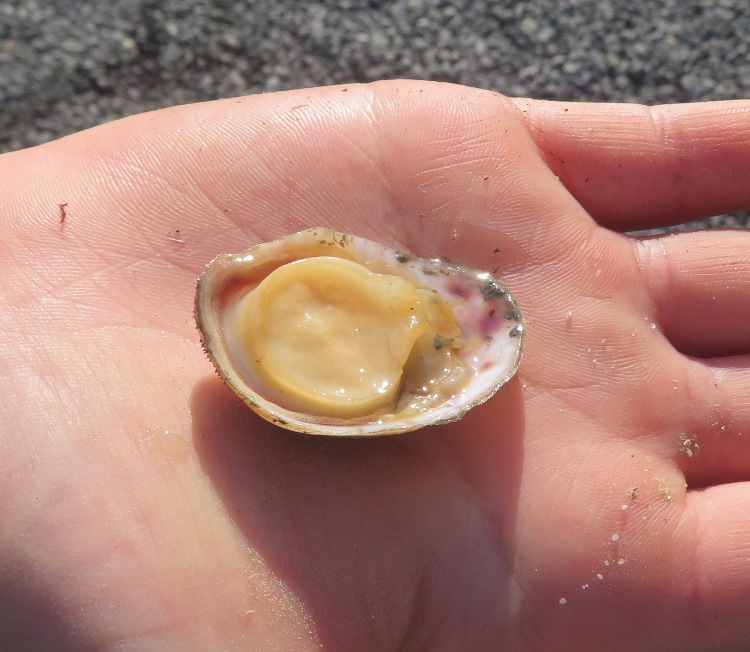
top-left (1, 80), bottom-right (750, 652)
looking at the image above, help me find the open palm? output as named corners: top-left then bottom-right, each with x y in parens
top-left (2, 81), bottom-right (750, 651)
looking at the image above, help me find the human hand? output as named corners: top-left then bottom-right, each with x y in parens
top-left (2, 81), bottom-right (749, 651)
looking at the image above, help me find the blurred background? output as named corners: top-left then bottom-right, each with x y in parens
top-left (1, 0), bottom-right (748, 226)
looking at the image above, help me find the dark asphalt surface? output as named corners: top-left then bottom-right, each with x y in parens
top-left (1, 0), bottom-right (748, 226)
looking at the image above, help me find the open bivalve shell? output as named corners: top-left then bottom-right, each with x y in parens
top-left (195, 227), bottom-right (524, 436)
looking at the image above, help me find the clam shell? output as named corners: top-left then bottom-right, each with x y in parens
top-left (195, 227), bottom-right (524, 436)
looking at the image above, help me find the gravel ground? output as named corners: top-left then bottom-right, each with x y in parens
top-left (1, 0), bottom-right (748, 226)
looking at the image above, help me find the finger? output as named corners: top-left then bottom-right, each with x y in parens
top-left (634, 229), bottom-right (750, 358)
top-left (514, 98), bottom-right (750, 231)
top-left (676, 361), bottom-right (750, 489)
top-left (681, 481), bottom-right (750, 649)
top-left (14, 81), bottom-right (591, 291)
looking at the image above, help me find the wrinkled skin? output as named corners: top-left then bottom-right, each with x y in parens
top-left (1, 81), bottom-right (750, 651)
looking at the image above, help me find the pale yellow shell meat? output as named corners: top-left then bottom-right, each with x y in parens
top-left (195, 227), bottom-right (524, 436)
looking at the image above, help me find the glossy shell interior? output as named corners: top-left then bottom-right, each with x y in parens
top-left (195, 227), bottom-right (525, 436)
